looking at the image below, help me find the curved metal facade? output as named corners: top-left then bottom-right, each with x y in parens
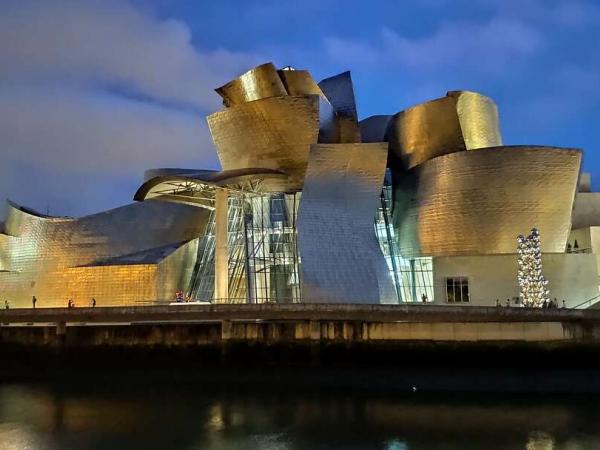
top-left (393, 146), bottom-right (582, 257)
top-left (448, 90), bottom-right (502, 150)
top-left (215, 62), bottom-right (287, 106)
top-left (297, 143), bottom-right (396, 304)
top-left (387, 91), bottom-right (503, 169)
top-left (207, 96), bottom-right (321, 191)
top-left (277, 69), bottom-right (325, 97)
top-left (0, 201), bottom-right (209, 307)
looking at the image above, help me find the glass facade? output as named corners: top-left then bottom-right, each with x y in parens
top-left (188, 174), bottom-right (433, 304)
top-left (188, 192), bottom-right (302, 303)
top-left (375, 173), bottom-right (435, 303)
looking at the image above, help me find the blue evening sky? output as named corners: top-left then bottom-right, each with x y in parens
top-left (1, 0), bottom-right (599, 216)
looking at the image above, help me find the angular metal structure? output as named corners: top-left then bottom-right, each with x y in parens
top-left (387, 91), bottom-right (503, 169)
top-left (297, 143), bottom-right (396, 304)
top-left (318, 71), bottom-right (361, 143)
top-left (393, 146), bottom-right (582, 257)
top-left (360, 115), bottom-right (391, 143)
top-left (318, 71), bottom-right (358, 122)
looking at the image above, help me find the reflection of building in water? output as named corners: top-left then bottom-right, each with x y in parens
top-left (2, 62), bottom-right (600, 307)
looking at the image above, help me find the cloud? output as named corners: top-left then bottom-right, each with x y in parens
top-left (0, 0), bottom-right (261, 216)
top-left (325, 17), bottom-right (543, 72)
top-left (0, 87), bottom-right (219, 174)
top-left (0, 0), bottom-right (260, 110)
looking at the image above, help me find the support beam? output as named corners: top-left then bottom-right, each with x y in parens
top-left (214, 189), bottom-right (229, 303)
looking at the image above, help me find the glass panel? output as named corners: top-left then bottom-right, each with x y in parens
top-left (375, 174), bottom-right (434, 303)
top-left (446, 279), bottom-right (455, 303)
top-left (461, 282), bottom-right (469, 303)
top-left (189, 191), bottom-right (302, 304)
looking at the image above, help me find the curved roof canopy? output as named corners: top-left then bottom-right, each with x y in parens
top-left (134, 168), bottom-right (288, 208)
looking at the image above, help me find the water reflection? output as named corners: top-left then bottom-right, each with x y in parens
top-left (1, 376), bottom-right (600, 449)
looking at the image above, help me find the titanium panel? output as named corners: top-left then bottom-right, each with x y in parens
top-left (334, 115), bottom-right (362, 144)
top-left (360, 115), bottom-right (391, 143)
top-left (207, 96), bottom-right (320, 191)
top-left (393, 146), bottom-right (582, 257)
top-left (0, 201), bottom-right (209, 307)
top-left (297, 143), bottom-right (396, 304)
top-left (387, 96), bottom-right (465, 169)
top-left (215, 62), bottom-right (287, 106)
top-left (387, 91), bottom-right (504, 169)
top-left (318, 71), bottom-right (358, 121)
top-left (448, 90), bottom-right (503, 150)
top-left (318, 71), bottom-right (361, 143)
top-left (277, 69), bottom-right (325, 97)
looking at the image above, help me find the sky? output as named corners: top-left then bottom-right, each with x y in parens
top-left (1, 0), bottom-right (599, 218)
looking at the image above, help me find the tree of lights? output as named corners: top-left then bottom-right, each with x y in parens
top-left (517, 228), bottom-right (550, 308)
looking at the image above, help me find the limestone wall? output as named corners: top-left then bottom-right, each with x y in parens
top-left (432, 253), bottom-right (599, 308)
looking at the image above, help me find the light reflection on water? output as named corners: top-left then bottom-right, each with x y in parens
top-left (1, 377), bottom-right (600, 450)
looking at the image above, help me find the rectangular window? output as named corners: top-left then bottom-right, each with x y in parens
top-left (446, 277), bottom-right (470, 303)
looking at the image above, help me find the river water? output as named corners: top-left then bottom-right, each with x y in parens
top-left (2, 369), bottom-right (600, 450)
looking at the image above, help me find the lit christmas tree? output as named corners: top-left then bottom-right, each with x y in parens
top-left (517, 228), bottom-right (550, 308)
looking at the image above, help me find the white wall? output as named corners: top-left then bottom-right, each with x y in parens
top-left (432, 253), bottom-right (599, 308)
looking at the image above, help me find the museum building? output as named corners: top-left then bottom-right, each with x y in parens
top-left (1, 62), bottom-right (599, 308)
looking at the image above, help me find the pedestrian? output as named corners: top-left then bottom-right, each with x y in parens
top-left (32, 295), bottom-right (37, 309)
top-left (67, 299), bottom-right (73, 308)
top-left (505, 298), bottom-right (510, 307)
top-left (562, 299), bottom-right (567, 309)
top-left (4, 300), bottom-right (9, 310)
top-left (495, 299), bottom-right (501, 307)
top-left (421, 293), bottom-right (428, 303)
top-left (91, 298), bottom-right (96, 308)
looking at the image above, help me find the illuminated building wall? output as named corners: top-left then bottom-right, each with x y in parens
top-left (0, 201), bottom-right (208, 307)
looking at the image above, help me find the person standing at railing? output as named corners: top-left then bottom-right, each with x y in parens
top-left (4, 300), bottom-right (9, 310)
top-left (32, 296), bottom-right (37, 309)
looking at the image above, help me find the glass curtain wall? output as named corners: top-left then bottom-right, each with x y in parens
top-left (375, 172), bottom-right (434, 303)
top-left (188, 192), bottom-right (302, 303)
top-left (187, 175), bottom-right (432, 304)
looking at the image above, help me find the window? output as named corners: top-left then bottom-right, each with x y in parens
top-left (446, 277), bottom-right (469, 303)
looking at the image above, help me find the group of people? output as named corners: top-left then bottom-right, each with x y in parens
top-left (174, 290), bottom-right (193, 303)
top-left (495, 297), bottom-right (566, 308)
top-left (2, 296), bottom-right (97, 309)
top-left (67, 298), bottom-right (96, 308)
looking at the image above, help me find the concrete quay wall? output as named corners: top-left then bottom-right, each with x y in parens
top-left (1, 304), bottom-right (600, 347)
